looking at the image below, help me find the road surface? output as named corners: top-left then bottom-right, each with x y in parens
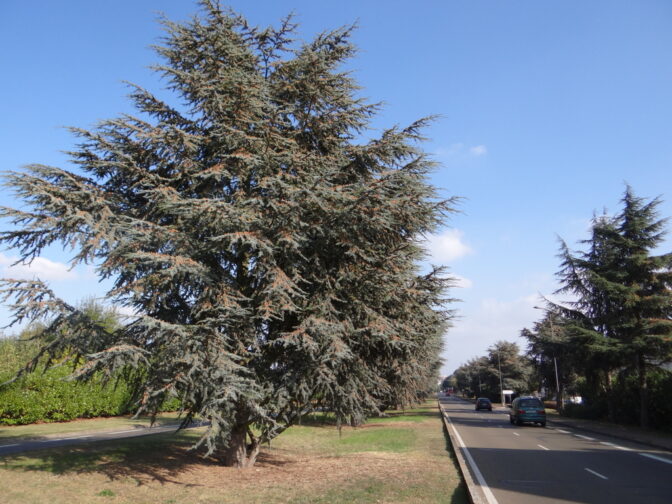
top-left (440, 396), bottom-right (672, 504)
top-left (0, 422), bottom-right (204, 457)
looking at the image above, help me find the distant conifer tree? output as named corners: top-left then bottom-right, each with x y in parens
top-left (0, 1), bottom-right (457, 466)
top-left (556, 187), bottom-right (672, 427)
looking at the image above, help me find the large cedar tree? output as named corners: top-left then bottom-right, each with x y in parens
top-left (0, 1), bottom-right (457, 466)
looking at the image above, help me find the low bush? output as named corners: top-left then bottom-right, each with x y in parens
top-left (560, 402), bottom-right (603, 420)
top-left (0, 365), bottom-right (134, 425)
top-left (1, 333), bottom-right (179, 425)
top-left (561, 368), bottom-right (672, 432)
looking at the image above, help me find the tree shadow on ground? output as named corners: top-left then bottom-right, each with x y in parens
top-left (378, 410), bottom-right (439, 418)
top-left (297, 408), bottom-right (440, 427)
top-left (0, 432), bottom-right (295, 486)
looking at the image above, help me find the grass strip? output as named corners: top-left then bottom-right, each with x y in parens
top-left (0, 401), bottom-right (468, 504)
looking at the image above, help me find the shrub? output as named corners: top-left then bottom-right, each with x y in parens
top-left (0, 365), bottom-right (133, 425)
top-left (1, 333), bottom-right (179, 425)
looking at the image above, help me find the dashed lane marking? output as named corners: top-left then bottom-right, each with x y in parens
top-left (639, 453), bottom-right (672, 465)
top-left (575, 434), bottom-right (595, 441)
top-left (600, 441), bottom-right (632, 451)
top-left (555, 429), bottom-right (570, 434)
top-left (585, 468), bottom-right (608, 480)
top-left (537, 444), bottom-right (550, 451)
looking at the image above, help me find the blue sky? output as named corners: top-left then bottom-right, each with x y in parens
top-left (1, 1), bottom-right (671, 377)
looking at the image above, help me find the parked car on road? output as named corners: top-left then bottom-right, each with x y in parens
top-left (475, 398), bottom-right (492, 411)
top-left (509, 396), bottom-right (546, 426)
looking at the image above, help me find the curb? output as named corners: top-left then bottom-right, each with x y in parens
top-left (438, 400), bottom-right (490, 504)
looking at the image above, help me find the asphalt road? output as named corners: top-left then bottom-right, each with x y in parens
top-left (0, 422), bottom-right (204, 457)
top-left (440, 396), bottom-right (672, 504)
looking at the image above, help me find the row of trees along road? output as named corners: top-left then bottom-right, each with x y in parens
top-left (447, 187), bottom-right (672, 432)
top-left (0, 1), bottom-right (458, 467)
top-left (447, 341), bottom-right (533, 402)
top-left (524, 187), bottom-right (672, 430)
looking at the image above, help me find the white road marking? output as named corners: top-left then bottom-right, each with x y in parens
top-left (444, 410), bottom-right (500, 504)
top-left (0, 444), bottom-right (19, 448)
top-left (600, 441), bottom-right (632, 451)
top-left (537, 444), bottom-right (550, 451)
top-left (575, 435), bottom-right (595, 441)
top-left (555, 429), bottom-right (570, 434)
top-left (110, 429), bottom-right (142, 434)
top-left (513, 432), bottom-right (520, 437)
top-left (639, 453), bottom-right (672, 465)
top-left (585, 468), bottom-right (608, 480)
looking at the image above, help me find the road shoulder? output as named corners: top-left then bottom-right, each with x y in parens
top-left (439, 398), bottom-right (495, 504)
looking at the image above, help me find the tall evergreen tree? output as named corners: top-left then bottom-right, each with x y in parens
top-left (0, 1), bottom-right (457, 466)
top-left (522, 311), bottom-right (582, 411)
top-left (555, 187), bottom-right (672, 427)
top-left (487, 341), bottom-right (532, 401)
top-left (555, 214), bottom-right (624, 419)
top-left (451, 356), bottom-right (489, 397)
top-left (611, 188), bottom-right (672, 427)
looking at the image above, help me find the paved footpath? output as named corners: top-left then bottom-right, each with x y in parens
top-left (0, 421), bottom-right (207, 456)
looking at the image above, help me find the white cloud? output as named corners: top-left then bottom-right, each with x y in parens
top-left (435, 143), bottom-right (487, 158)
top-left (0, 253), bottom-right (77, 281)
top-left (452, 274), bottom-right (473, 289)
top-left (441, 294), bottom-right (543, 376)
top-left (469, 145), bottom-right (487, 157)
top-left (479, 294), bottom-right (539, 319)
top-left (113, 304), bottom-right (143, 320)
top-left (424, 228), bottom-right (473, 263)
top-left (436, 143), bottom-right (464, 156)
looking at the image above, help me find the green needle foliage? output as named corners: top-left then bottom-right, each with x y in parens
top-left (521, 311), bottom-right (583, 411)
top-left (554, 186), bottom-right (672, 427)
top-left (0, 1), bottom-right (457, 466)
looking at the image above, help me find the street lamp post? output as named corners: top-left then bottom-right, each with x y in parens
top-left (534, 306), bottom-right (561, 412)
top-left (497, 351), bottom-right (504, 407)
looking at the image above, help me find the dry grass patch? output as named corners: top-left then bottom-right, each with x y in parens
top-left (0, 402), bottom-right (467, 503)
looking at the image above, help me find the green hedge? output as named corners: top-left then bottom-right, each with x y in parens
top-left (0, 337), bottom-right (180, 425)
top-left (0, 365), bottom-right (135, 425)
top-left (561, 367), bottom-right (672, 432)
